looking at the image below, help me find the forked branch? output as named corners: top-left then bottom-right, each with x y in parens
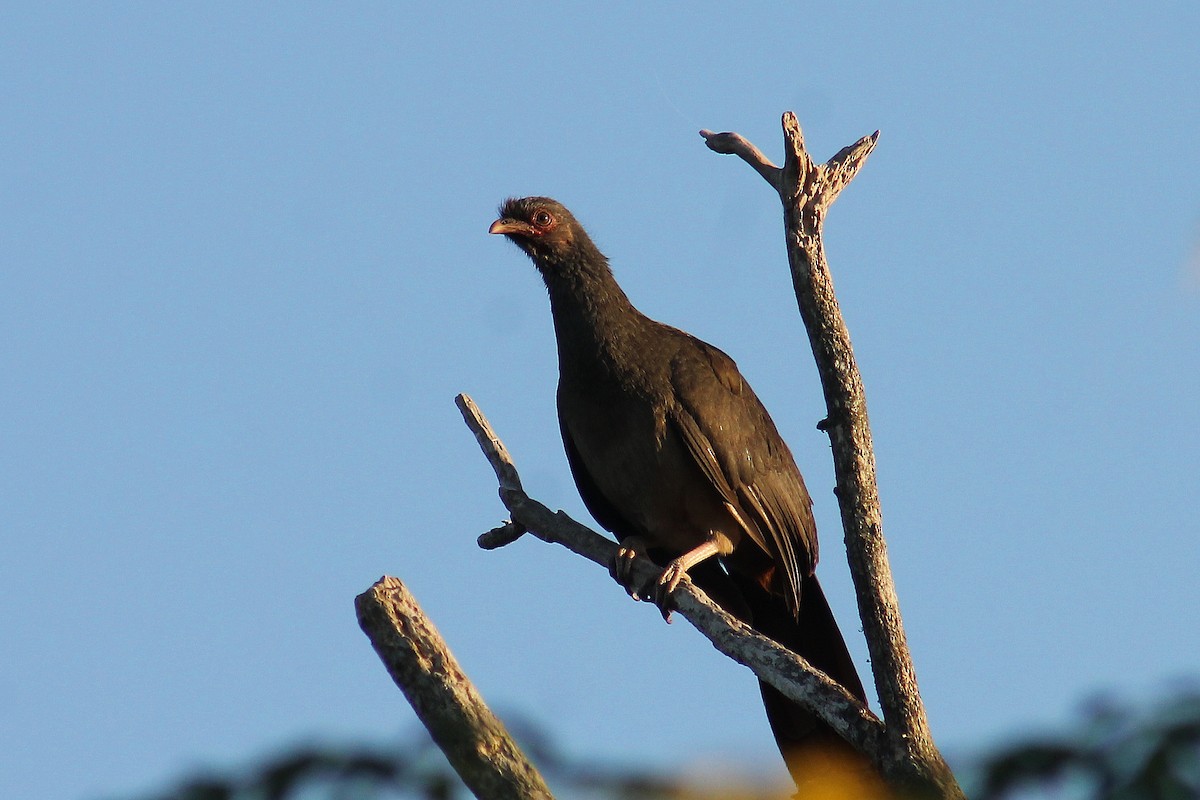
top-left (703, 113), bottom-right (961, 798)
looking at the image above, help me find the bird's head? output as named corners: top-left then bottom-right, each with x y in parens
top-left (489, 196), bottom-right (589, 266)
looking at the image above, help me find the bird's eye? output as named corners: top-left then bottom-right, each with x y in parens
top-left (533, 210), bottom-right (553, 227)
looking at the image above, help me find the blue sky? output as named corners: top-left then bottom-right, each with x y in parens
top-left (3, 4), bottom-right (1198, 798)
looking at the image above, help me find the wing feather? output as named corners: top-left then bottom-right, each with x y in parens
top-left (667, 332), bottom-right (816, 616)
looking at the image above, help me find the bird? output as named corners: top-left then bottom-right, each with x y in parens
top-left (489, 196), bottom-right (879, 793)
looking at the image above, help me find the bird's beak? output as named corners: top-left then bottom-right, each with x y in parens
top-left (489, 218), bottom-right (526, 236)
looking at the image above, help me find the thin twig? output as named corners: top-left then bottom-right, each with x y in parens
top-left (698, 129), bottom-right (782, 191)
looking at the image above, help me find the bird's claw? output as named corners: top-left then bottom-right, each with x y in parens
top-left (654, 561), bottom-right (686, 623)
top-left (608, 540), bottom-right (684, 622)
top-left (609, 545), bottom-right (649, 600)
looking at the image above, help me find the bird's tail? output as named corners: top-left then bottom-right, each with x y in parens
top-left (745, 574), bottom-right (885, 796)
top-left (690, 562), bottom-right (885, 796)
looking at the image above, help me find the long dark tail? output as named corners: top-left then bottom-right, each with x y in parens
top-left (688, 563), bottom-right (884, 795)
top-left (742, 574), bottom-right (876, 788)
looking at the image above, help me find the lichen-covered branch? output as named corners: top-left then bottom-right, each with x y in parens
top-left (455, 393), bottom-right (887, 760)
top-left (703, 113), bottom-right (962, 799)
top-left (355, 577), bottom-right (554, 800)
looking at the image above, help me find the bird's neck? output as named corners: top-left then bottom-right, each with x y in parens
top-left (538, 250), bottom-right (649, 379)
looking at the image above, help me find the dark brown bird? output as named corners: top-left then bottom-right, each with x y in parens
top-left (490, 196), bottom-right (876, 791)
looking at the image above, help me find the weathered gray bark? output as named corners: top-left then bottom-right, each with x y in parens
top-left (355, 577), bottom-right (554, 800)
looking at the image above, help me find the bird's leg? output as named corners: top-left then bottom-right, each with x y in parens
top-left (654, 537), bottom-right (722, 622)
top-left (609, 535), bottom-right (651, 600)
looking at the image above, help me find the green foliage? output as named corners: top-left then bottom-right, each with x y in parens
top-left (121, 721), bottom-right (784, 800)
top-left (971, 691), bottom-right (1200, 799)
top-left (123, 691), bottom-right (1200, 800)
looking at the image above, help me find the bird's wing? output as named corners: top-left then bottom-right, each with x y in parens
top-left (668, 331), bottom-right (817, 616)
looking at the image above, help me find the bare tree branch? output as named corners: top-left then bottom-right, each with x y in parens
top-left (455, 393), bottom-right (888, 761)
top-left (355, 576), bottom-right (554, 800)
top-left (704, 113), bottom-right (962, 799)
top-left (696, 129), bottom-right (782, 191)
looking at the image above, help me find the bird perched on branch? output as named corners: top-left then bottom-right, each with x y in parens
top-left (489, 196), bottom-right (877, 792)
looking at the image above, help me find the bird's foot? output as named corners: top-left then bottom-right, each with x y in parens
top-left (610, 538), bottom-right (719, 623)
top-left (650, 539), bottom-right (722, 623)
